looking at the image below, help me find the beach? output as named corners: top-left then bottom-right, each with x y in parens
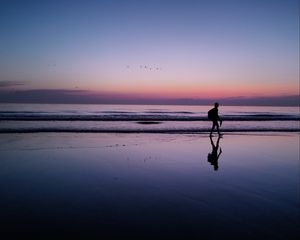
top-left (1, 0), bottom-right (298, 238)
top-left (0, 132), bottom-right (299, 239)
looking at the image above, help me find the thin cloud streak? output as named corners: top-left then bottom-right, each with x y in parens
top-left (0, 81), bottom-right (26, 88)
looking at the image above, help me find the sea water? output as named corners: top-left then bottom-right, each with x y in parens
top-left (0, 104), bottom-right (299, 133)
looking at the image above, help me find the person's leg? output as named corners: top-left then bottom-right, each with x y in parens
top-left (209, 124), bottom-right (215, 136)
top-left (216, 122), bottom-right (220, 135)
top-left (216, 122), bottom-right (223, 136)
top-left (216, 135), bottom-right (220, 147)
top-left (209, 121), bottom-right (216, 136)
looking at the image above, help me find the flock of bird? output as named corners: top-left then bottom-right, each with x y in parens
top-left (47, 64), bottom-right (162, 71)
top-left (126, 65), bottom-right (162, 71)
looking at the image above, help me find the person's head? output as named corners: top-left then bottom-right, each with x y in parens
top-left (214, 102), bottom-right (219, 108)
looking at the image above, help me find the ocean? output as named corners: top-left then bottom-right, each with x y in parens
top-left (0, 103), bottom-right (299, 133)
top-left (0, 103), bottom-right (299, 239)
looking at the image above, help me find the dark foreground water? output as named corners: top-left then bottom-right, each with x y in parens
top-left (0, 133), bottom-right (299, 239)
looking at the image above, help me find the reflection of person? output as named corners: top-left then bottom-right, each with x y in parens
top-left (207, 135), bottom-right (222, 171)
top-left (208, 102), bottom-right (222, 136)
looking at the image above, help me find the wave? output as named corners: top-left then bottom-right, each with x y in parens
top-left (0, 128), bottom-right (299, 133)
top-left (144, 111), bottom-right (195, 114)
top-left (0, 114), bottom-right (299, 121)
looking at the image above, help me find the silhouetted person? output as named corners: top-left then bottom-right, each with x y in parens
top-left (207, 135), bottom-right (222, 171)
top-left (208, 102), bottom-right (222, 136)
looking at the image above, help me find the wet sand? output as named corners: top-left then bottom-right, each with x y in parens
top-left (0, 133), bottom-right (299, 239)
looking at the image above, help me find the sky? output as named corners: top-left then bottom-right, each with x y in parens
top-left (0, 0), bottom-right (299, 105)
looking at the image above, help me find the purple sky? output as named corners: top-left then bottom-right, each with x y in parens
top-left (0, 0), bottom-right (298, 105)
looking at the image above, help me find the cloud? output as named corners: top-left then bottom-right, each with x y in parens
top-left (0, 89), bottom-right (92, 104)
top-left (0, 81), bottom-right (26, 88)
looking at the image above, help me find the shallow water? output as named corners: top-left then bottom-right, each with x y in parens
top-left (0, 133), bottom-right (299, 239)
top-left (0, 104), bottom-right (299, 133)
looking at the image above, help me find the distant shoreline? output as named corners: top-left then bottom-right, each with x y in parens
top-left (0, 93), bottom-right (298, 107)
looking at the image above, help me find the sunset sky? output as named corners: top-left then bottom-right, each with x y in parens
top-left (0, 0), bottom-right (298, 104)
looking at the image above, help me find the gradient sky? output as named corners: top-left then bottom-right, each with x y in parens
top-left (0, 0), bottom-right (299, 103)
